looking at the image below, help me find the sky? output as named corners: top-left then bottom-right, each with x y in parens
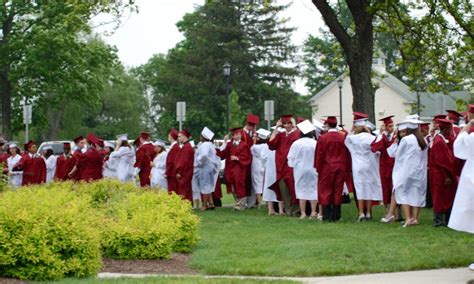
top-left (93, 0), bottom-right (326, 95)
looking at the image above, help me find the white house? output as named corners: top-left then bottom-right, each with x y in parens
top-left (309, 53), bottom-right (416, 127)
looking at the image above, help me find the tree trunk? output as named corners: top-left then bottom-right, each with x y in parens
top-left (0, 66), bottom-right (12, 139)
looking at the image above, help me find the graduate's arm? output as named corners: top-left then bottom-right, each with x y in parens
top-left (267, 119), bottom-right (282, 150)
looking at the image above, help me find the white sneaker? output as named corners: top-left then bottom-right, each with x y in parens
top-left (380, 215), bottom-right (395, 223)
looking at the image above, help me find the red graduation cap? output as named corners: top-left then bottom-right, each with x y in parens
top-left (86, 133), bottom-right (100, 145)
top-left (230, 127), bottom-right (243, 135)
top-left (419, 122), bottom-right (430, 131)
top-left (325, 116), bottom-right (338, 125)
top-left (169, 128), bottom-right (179, 140)
top-left (179, 129), bottom-right (191, 138)
top-left (435, 118), bottom-right (453, 130)
top-left (280, 114), bottom-right (294, 123)
top-left (432, 114), bottom-right (447, 121)
top-left (353, 112), bottom-right (369, 121)
top-left (140, 132), bottom-right (151, 140)
top-left (379, 115), bottom-right (394, 125)
top-left (297, 117), bottom-right (306, 124)
top-left (73, 136), bottom-right (84, 144)
top-left (246, 114), bottom-right (260, 125)
top-left (24, 140), bottom-right (36, 151)
top-left (446, 110), bottom-right (462, 122)
top-left (468, 104), bottom-right (474, 113)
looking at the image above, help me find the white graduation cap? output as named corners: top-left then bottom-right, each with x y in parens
top-left (405, 114), bottom-right (420, 120)
top-left (256, 128), bottom-right (271, 139)
top-left (313, 119), bottom-right (325, 130)
top-left (153, 139), bottom-right (166, 147)
top-left (116, 134), bottom-right (128, 142)
top-left (297, 119), bottom-right (316, 135)
top-left (43, 145), bottom-right (53, 151)
top-left (397, 120), bottom-right (420, 130)
top-left (366, 120), bottom-right (376, 130)
top-left (353, 118), bottom-right (368, 127)
top-left (8, 143), bottom-right (17, 149)
top-left (104, 141), bottom-right (115, 148)
top-left (201, 127), bottom-right (215, 140)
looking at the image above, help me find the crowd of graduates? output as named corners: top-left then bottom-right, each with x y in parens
top-left (0, 105), bottom-right (473, 234)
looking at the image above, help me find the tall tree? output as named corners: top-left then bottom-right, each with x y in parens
top-left (135, 0), bottom-right (310, 138)
top-left (0, 0), bottom-right (135, 138)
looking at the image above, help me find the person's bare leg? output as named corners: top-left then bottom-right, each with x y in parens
top-left (413, 207), bottom-right (420, 224)
top-left (267, 201), bottom-right (276, 215)
top-left (278, 201), bottom-right (284, 215)
top-left (402, 204), bottom-right (412, 227)
top-left (310, 201), bottom-right (317, 218)
top-left (299, 199), bottom-right (307, 219)
top-left (357, 199), bottom-right (365, 220)
top-left (366, 200), bottom-right (373, 219)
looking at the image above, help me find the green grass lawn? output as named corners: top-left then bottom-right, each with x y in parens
top-left (52, 276), bottom-right (297, 284)
top-left (191, 193), bottom-right (474, 277)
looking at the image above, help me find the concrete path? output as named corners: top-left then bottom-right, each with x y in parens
top-left (99, 267), bottom-right (473, 283)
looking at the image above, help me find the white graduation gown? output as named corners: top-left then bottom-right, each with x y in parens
top-left (251, 144), bottom-right (267, 194)
top-left (345, 133), bottom-right (382, 201)
top-left (387, 134), bottom-right (427, 207)
top-left (44, 155), bottom-right (57, 183)
top-left (262, 148), bottom-right (278, 202)
top-left (7, 155), bottom-right (22, 187)
top-left (448, 131), bottom-right (474, 233)
top-left (103, 155), bottom-right (118, 179)
top-left (287, 137), bottom-right (318, 201)
top-left (109, 146), bottom-right (134, 181)
top-left (151, 151), bottom-right (168, 190)
top-left (194, 141), bottom-right (220, 195)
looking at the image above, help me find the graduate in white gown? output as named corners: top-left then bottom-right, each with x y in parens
top-left (288, 120), bottom-right (318, 219)
top-left (387, 120), bottom-right (428, 227)
top-left (260, 129), bottom-right (284, 215)
top-left (448, 119), bottom-right (474, 234)
top-left (345, 119), bottom-right (382, 222)
top-left (194, 127), bottom-right (220, 211)
top-left (110, 135), bottom-right (134, 182)
top-left (151, 140), bottom-right (168, 190)
top-left (6, 144), bottom-right (22, 188)
top-left (42, 146), bottom-right (57, 183)
top-left (103, 141), bottom-right (118, 179)
top-left (250, 128), bottom-right (271, 209)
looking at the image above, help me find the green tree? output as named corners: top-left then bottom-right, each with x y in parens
top-left (0, 0), bottom-right (136, 138)
top-left (135, 1), bottom-right (310, 138)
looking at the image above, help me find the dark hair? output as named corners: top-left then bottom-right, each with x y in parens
top-left (327, 122), bottom-right (337, 128)
top-left (407, 128), bottom-right (427, 150)
top-left (120, 140), bottom-right (131, 148)
top-left (301, 131), bottom-right (315, 139)
top-left (45, 149), bottom-right (54, 159)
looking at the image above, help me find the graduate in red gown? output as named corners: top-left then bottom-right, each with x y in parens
top-left (0, 139), bottom-right (9, 167)
top-left (267, 114), bottom-right (300, 216)
top-left (70, 136), bottom-right (86, 181)
top-left (241, 114), bottom-right (259, 147)
top-left (55, 142), bottom-right (77, 181)
top-left (217, 127), bottom-right (251, 210)
top-left (429, 118), bottom-right (458, 226)
top-left (371, 115), bottom-right (396, 209)
top-left (166, 128), bottom-right (180, 194)
top-left (13, 140), bottom-right (46, 186)
top-left (173, 129), bottom-right (195, 201)
top-left (133, 132), bottom-right (156, 187)
top-left (76, 134), bottom-right (104, 182)
top-left (314, 116), bottom-right (348, 222)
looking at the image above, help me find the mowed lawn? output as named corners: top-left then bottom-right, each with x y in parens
top-left (190, 195), bottom-right (474, 277)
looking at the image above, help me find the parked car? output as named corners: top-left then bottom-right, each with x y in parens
top-left (37, 141), bottom-right (75, 155)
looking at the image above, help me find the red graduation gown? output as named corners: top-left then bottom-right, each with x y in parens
top-left (217, 140), bottom-right (251, 199)
top-left (77, 148), bottom-right (103, 182)
top-left (429, 135), bottom-right (458, 213)
top-left (267, 129), bottom-right (300, 203)
top-left (166, 143), bottom-right (180, 194)
top-left (174, 142), bottom-right (194, 201)
top-left (134, 143), bottom-right (156, 187)
top-left (314, 130), bottom-right (348, 206)
top-left (370, 133), bottom-right (395, 205)
top-left (55, 154), bottom-right (77, 181)
top-left (15, 153), bottom-right (46, 186)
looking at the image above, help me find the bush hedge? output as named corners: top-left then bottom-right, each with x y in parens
top-left (0, 179), bottom-right (200, 281)
top-left (0, 186), bottom-right (102, 281)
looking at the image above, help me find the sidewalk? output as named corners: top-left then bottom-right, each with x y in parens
top-left (99, 267), bottom-right (473, 283)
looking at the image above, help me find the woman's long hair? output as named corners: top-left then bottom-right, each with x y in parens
top-left (406, 128), bottom-right (427, 150)
top-left (121, 140), bottom-right (131, 148)
top-left (45, 149), bottom-right (54, 159)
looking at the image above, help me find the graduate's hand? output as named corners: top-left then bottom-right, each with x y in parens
top-left (230, 155), bottom-right (239, 161)
top-left (380, 124), bottom-right (386, 133)
top-left (223, 135), bottom-right (229, 142)
top-left (276, 119), bottom-right (283, 128)
top-left (444, 177), bottom-right (452, 185)
top-left (176, 173), bottom-right (182, 179)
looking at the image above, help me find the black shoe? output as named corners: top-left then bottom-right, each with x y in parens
top-left (322, 205), bottom-right (331, 222)
top-left (331, 205), bottom-right (342, 222)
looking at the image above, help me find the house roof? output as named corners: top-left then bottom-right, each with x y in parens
top-left (419, 91), bottom-right (471, 117)
top-left (309, 72), bottom-right (416, 104)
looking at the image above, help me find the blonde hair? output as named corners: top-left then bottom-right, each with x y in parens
top-left (353, 126), bottom-right (368, 134)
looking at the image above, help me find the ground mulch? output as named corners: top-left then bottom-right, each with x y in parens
top-left (100, 253), bottom-right (198, 275)
top-left (0, 278), bottom-right (27, 284)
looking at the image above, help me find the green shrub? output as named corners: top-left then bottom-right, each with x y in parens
top-left (0, 186), bottom-right (102, 281)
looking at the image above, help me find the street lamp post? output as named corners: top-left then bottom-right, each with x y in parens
top-left (337, 78), bottom-right (343, 125)
top-left (223, 62), bottom-right (231, 131)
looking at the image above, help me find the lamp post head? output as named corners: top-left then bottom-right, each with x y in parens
top-left (223, 62), bottom-right (231, 77)
top-left (337, 78), bottom-right (343, 89)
